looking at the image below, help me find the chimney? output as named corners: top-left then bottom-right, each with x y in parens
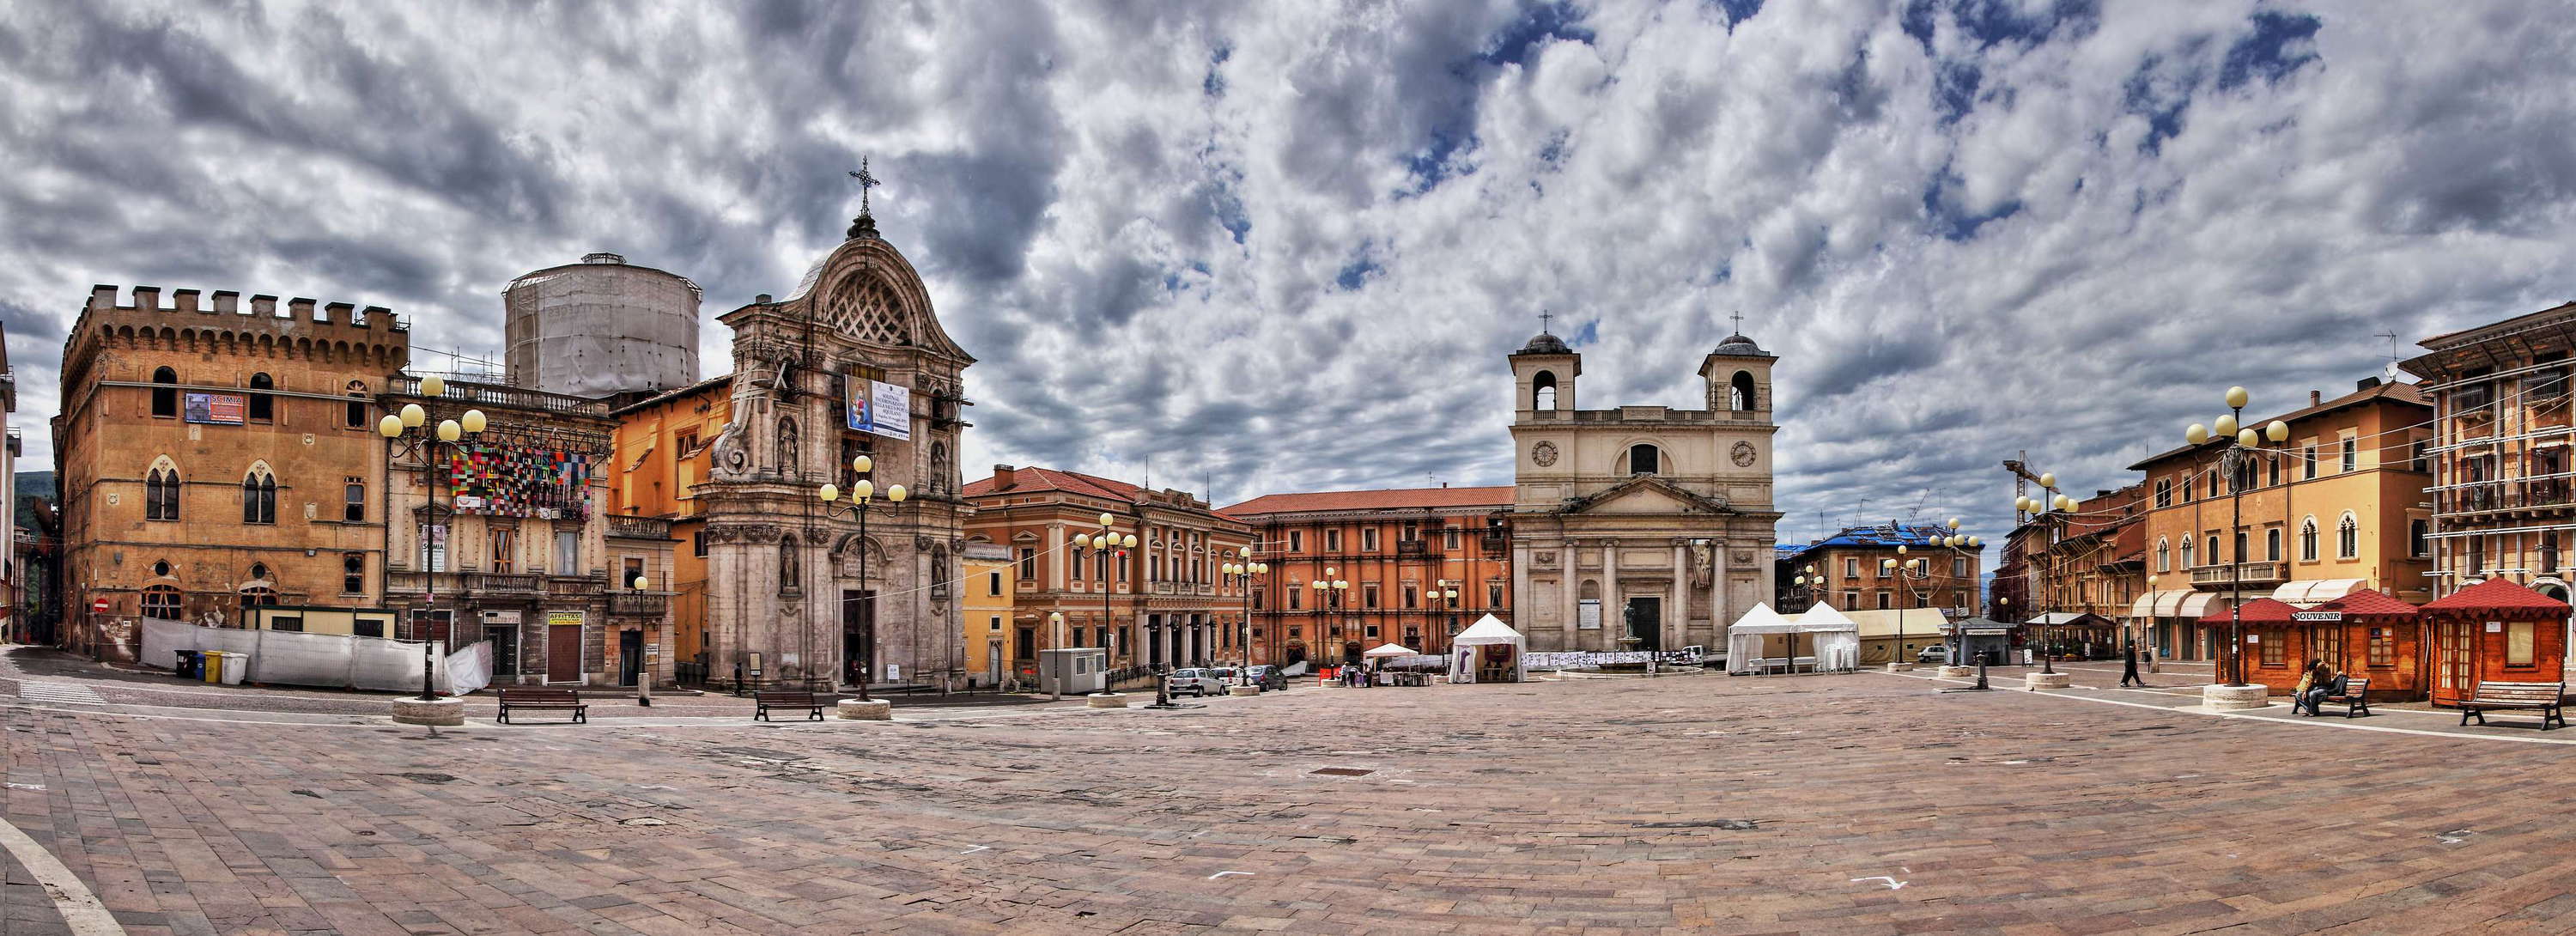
top-left (992, 464), bottom-right (1018, 490)
top-left (2310, 390), bottom-right (2322, 406)
top-left (2357, 376), bottom-right (2382, 391)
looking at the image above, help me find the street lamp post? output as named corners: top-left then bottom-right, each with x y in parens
top-left (629, 573), bottom-right (654, 706)
top-left (376, 376), bottom-right (484, 702)
top-left (817, 455), bottom-right (907, 702)
top-left (2184, 388), bottom-right (2288, 689)
top-left (1309, 569), bottom-right (1349, 679)
top-left (1046, 610), bottom-right (1066, 700)
top-left (1068, 514), bottom-right (1140, 701)
top-left (1222, 547), bottom-right (1268, 688)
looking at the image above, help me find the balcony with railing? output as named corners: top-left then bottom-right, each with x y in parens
top-left (464, 572), bottom-right (542, 594)
top-left (2436, 479), bottom-right (2576, 518)
top-left (610, 592), bottom-right (670, 617)
top-left (2188, 562), bottom-right (2288, 587)
top-left (1397, 539), bottom-right (1443, 561)
top-left (606, 514), bottom-right (674, 540)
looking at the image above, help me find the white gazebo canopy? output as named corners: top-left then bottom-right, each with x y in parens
top-left (1449, 615), bottom-right (1527, 684)
top-left (1727, 603), bottom-right (1860, 674)
top-left (1363, 643), bottom-right (1418, 658)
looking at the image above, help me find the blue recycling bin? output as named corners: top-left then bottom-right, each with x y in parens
top-left (173, 649), bottom-right (204, 680)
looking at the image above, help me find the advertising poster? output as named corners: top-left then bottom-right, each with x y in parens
top-left (546, 610), bottom-right (586, 629)
top-left (184, 392), bottom-right (246, 424)
top-left (867, 380), bottom-right (910, 441)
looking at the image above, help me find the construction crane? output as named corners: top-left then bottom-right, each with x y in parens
top-left (2002, 452), bottom-right (2045, 525)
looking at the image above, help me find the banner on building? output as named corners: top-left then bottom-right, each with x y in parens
top-left (183, 392), bottom-right (245, 424)
top-left (546, 610), bottom-right (586, 629)
top-left (866, 380), bottom-right (910, 441)
top-left (845, 378), bottom-right (871, 432)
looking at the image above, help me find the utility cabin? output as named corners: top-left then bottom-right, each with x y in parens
top-left (242, 605), bottom-right (401, 638)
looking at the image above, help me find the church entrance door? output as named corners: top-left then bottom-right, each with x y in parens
top-left (1626, 597), bottom-right (1663, 652)
top-left (842, 589), bottom-right (875, 686)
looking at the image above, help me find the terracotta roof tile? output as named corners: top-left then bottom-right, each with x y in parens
top-left (2421, 576), bottom-right (2573, 615)
top-left (1221, 486), bottom-right (1516, 516)
top-left (2199, 597), bottom-right (2302, 624)
top-left (2313, 588), bottom-right (2420, 619)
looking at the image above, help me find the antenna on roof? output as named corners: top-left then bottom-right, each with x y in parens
top-left (2375, 330), bottom-right (2403, 381)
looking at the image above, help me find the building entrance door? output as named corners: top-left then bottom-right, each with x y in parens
top-left (1626, 597), bottom-right (1663, 652)
top-left (546, 623), bottom-right (581, 683)
top-left (2436, 621), bottom-right (2472, 705)
top-left (618, 629), bottom-right (641, 687)
top-left (841, 589), bottom-right (874, 686)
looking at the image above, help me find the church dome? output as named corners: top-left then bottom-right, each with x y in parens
top-left (1712, 332), bottom-right (1768, 356)
top-left (1517, 331), bottom-right (1572, 355)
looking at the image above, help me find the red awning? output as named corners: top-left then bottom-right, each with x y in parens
top-left (2312, 588), bottom-right (2420, 622)
top-left (2199, 597), bottom-right (2301, 624)
top-left (2421, 576), bottom-right (2573, 619)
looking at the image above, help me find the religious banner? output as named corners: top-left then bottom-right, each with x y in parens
top-left (183, 392), bottom-right (246, 424)
top-left (845, 378), bottom-right (871, 432)
top-left (866, 380), bottom-right (911, 441)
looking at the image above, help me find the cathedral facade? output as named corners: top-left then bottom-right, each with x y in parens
top-left (1506, 328), bottom-right (1782, 653)
top-left (691, 213), bottom-right (974, 690)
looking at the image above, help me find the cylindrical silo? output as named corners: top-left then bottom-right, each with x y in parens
top-left (504, 252), bottom-right (702, 398)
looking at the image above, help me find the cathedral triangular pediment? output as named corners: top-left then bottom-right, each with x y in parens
top-left (1559, 476), bottom-right (1733, 515)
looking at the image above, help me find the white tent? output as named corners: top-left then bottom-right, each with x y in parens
top-left (1727, 603), bottom-right (1862, 675)
top-left (1449, 615), bottom-right (1526, 684)
top-left (1363, 643), bottom-right (1418, 659)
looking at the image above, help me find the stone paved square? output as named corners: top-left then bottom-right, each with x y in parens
top-left (6, 671), bottom-right (2576, 933)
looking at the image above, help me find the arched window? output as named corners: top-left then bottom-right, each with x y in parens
top-left (238, 586), bottom-right (278, 616)
top-left (1626, 443), bottom-right (1661, 475)
top-left (2337, 514), bottom-right (2360, 558)
top-left (2266, 527), bottom-right (2281, 562)
top-left (1730, 371), bottom-right (1757, 411)
top-left (776, 417), bottom-right (800, 475)
top-left (241, 467), bottom-right (277, 525)
top-left (2180, 538), bottom-right (2196, 568)
top-left (780, 536), bottom-right (801, 593)
top-left (141, 585), bottom-right (181, 621)
top-left (146, 464), bottom-right (180, 521)
top-left (344, 380), bottom-right (368, 428)
top-left (2205, 534), bottom-right (2220, 565)
top-left (151, 367), bottom-right (179, 417)
top-left (247, 373), bottom-right (275, 422)
top-left (2300, 517), bottom-right (2319, 561)
top-left (1532, 371), bottom-right (1558, 410)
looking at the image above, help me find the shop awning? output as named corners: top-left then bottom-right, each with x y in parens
top-left (2142, 590), bottom-right (2227, 618)
top-left (2129, 590), bottom-right (2176, 619)
top-left (2270, 578), bottom-right (2366, 606)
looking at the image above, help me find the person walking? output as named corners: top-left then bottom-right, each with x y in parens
top-left (2119, 640), bottom-right (2146, 688)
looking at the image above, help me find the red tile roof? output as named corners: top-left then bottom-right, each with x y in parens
top-left (2421, 576), bottom-right (2573, 617)
top-left (2200, 597), bottom-right (2301, 624)
top-left (2313, 588), bottom-right (2420, 620)
top-left (2129, 380), bottom-right (2431, 470)
top-left (1221, 486), bottom-right (1516, 516)
top-left (962, 466), bottom-right (1151, 504)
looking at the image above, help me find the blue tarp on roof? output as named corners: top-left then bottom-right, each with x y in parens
top-left (1780, 523), bottom-right (1962, 563)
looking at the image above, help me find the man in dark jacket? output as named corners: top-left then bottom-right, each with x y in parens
top-left (2119, 640), bottom-right (2146, 688)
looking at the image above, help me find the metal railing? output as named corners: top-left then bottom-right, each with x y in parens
top-left (605, 514), bottom-right (673, 539)
top-left (2436, 479), bottom-right (2576, 516)
top-left (2187, 562), bottom-right (2288, 587)
top-left (610, 592), bottom-right (669, 617)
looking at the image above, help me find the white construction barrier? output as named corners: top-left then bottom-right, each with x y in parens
top-left (138, 617), bottom-right (464, 693)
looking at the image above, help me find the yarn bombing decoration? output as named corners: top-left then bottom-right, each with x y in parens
top-left (444, 441), bottom-right (593, 519)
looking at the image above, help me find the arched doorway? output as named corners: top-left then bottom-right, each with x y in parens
top-left (1283, 641), bottom-right (1308, 666)
top-left (1342, 641), bottom-right (1363, 665)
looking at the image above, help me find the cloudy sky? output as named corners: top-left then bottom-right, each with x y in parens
top-left (5, 0), bottom-right (2576, 545)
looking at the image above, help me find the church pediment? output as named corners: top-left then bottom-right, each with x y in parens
top-left (1560, 476), bottom-right (1732, 515)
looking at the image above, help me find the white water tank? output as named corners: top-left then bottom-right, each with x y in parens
top-left (504, 252), bottom-right (701, 398)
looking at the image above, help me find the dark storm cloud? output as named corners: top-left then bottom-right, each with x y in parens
top-left (9, 0), bottom-right (2576, 551)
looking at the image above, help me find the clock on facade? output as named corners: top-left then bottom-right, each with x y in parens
top-left (1532, 441), bottom-right (1559, 466)
top-left (1730, 441), bottom-right (1757, 467)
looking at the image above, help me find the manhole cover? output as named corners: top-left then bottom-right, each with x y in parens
top-left (1311, 768), bottom-right (1372, 777)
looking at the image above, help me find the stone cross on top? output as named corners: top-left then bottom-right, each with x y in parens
top-left (845, 156), bottom-right (883, 240)
top-left (1539, 310), bottom-right (1553, 334)
top-left (1729, 310), bottom-right (1745, 334)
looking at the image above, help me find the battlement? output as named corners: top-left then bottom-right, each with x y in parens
top-left (85, 283), bottom-right (406, 333)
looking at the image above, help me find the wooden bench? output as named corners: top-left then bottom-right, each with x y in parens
top-left (753, 690), bottom-right (826, 721)
top-left (2319, 678), bottom-right (2372, 718)
top-left (2459, 680), bottom-right (2566, 730)
top-left (495, 688), bottom-right (587, 725)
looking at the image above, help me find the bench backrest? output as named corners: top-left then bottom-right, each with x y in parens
top-left (755, 691), bottom-right (818, 703)
top-left (500, 688), bottom-right (580, 702)
top-left (2471, 681), bottom-right (2565, 703)
top-left (2329, 678), bottom-right (2368, 697)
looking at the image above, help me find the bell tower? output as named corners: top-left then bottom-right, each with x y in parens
top-left (1698, 319), bottom-right (1773, 419)
top-left (1510, 318), bottom-right (1581, 417)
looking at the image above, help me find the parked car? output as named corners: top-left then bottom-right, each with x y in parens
top-left (1917, 644), bottom-right (1948, 663)
top-left (1207, 666), bottom-right (1239, 684)
top-left (1164, 668), bottom-right (1225, 697)
top-left (1244, 665), bottom-right (1288, 691)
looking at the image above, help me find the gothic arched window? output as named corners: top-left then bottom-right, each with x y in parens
top-left (2337, 514), bottom-right (2360, 559)
top-left (142, 585), bottom-right (181, 621)
top-left (2300, 517), bottom-right (2319, 561)
top-left (146, 464), bottom-right (180, 521)
top-left (241, 466), bottom-right (277, 525)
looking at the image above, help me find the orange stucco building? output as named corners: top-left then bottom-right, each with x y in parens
top-left (1222, 486), bottom-right (1516, 667)
top-left (606, 375), bottom-right (732, 676)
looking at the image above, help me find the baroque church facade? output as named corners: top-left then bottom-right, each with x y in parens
top-left (694, 210), bottom-right (974, 690)
top-left (1507, 328), bottom-right (1782, 653)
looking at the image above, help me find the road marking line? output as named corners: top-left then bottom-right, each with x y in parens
top-left (0, 816), bottom-right (126, 934)
top-left (1869, 670), bottom-right (2576, 746)
top-left (1851, 876), bottom-right (1906, 890)
top-left (1208, 871), bottom-right (1252, 879)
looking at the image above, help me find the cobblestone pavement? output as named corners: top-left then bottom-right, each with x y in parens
top-left (9, 669), bottom-right (2576, 934)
